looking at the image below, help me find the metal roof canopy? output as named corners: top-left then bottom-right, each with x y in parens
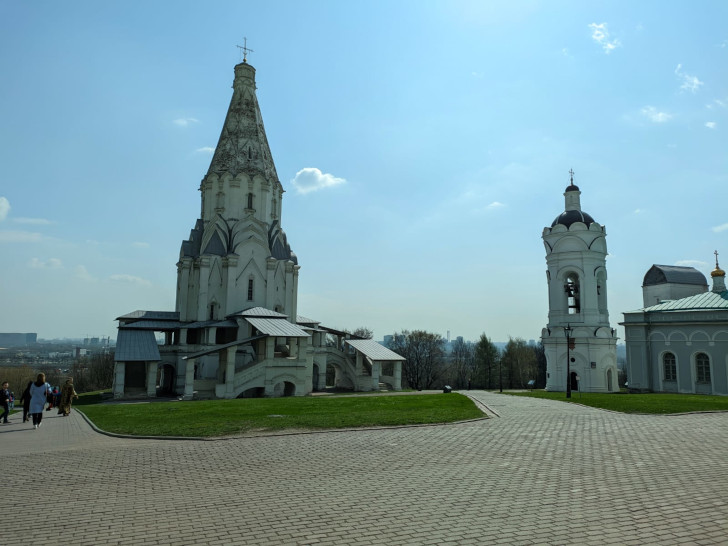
top-left (296, 314), bottom-right (320, 326)
top-left (245, 317), bottom-right (310, 338)
top-left (115, 329), bottom-right (161, 362)
top-left (643, 265), bottom-right (708, 287)
top-left (231, 307), bottom-right (289, 319)
top-left (116, 310), bottom-right (180, 321)
top-left (345, 339), bottom-right (405, 362)
top-left (182, 334), bottom-right (267, 360)
top-left (641, 290), bottom-right (728, 312)
top-left (319, 325), bottom-right (352, 337)
top-left (120, 320), bottom-right (186, 330)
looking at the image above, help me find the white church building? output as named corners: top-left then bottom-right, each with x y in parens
top-left (622, 256), bottom-right (728, 395)
top-left (540, 174), bottom-right (619, 393)
top-left (113, 58), bottom-right (404, 399)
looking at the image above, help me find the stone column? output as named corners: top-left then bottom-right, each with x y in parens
top-left (177, 258), bottom-right (191, 321)
top-left (265, 337), bottom-right (275, 359)
top-left (318, 363), bottom-right (327, 392)
top-left (285, 262), bottom-right (295, 317)
top-left (393, 360), bottom-right (402, 391)
top-left (225, 346), bottom-right (237, 398)
top-left (355, 351), bottom-right (363, 376)
top-left (113, 362), bottom-right (125, 399)
top-left (183, 358), bottom-right (196, 400)
top-left (290, 337), bottom-right (299, 358)
top-left (291, 265), bottom-right (300, 321)
top-left (146, 362), bottom-right (158, 397)
top-left (371, 361), bottom-right (381, 391)
top-left (197, 257), bottom-right (211, 320)
top-left (266, 258), bottom-right (276, 307)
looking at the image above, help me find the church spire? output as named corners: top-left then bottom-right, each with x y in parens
top-left (205, 59), bottom-right (279, 187)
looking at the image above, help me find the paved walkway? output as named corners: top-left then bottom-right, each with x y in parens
top-left (2, 392), bottom-right (727, 545)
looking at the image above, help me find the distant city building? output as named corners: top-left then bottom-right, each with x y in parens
top-left (622, 255), bottom-right (728, 394)
top-left (113, 57), bottom-right (403, 399)
top-left (0, 333), bottom-right (37, 347)
top-left (540, 173), bottom-right (619, 393)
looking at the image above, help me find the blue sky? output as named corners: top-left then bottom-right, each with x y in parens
top-left (1, 1), bottom-right (726, 342)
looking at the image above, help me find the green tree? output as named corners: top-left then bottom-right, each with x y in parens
top-left (474, 334), bottom-right (499, 389)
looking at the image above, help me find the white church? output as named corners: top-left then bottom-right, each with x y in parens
top-left (113, 58), bottom-right (404, 399)
top-left (540, 174), bottom-right (620, 393)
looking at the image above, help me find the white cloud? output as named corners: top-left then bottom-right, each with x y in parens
top-left (705, 122), bottom-right (717, 129)
top-left (588, 23), bottom-right (621, 53)
top-left (132, 241), bottom-right (150, 248)
top-left (641, 106), bottom-right (672, 123)
top-left (674, 64), bottom-right (703, 93)
top-left (0, 230), bottom-right (43, 243)
top-left (712, 223), bottom-right (728, 233)
top-left (634, 208), bottom-right (644, 214)
top-left (291, 167), bottom-right (346, 194)
top-left (195, 146), bottom-right (215, 154)
top-left (28, 257), bottom-right (63, 269)
top-left (486, 201), bottom-right (505, 210)
top-left (13, 217), bottom-right (52, 225)
top-left (0, 197), bottom-right (9, 221)
top-left (75, 265), bottom-right (96, 282)
top-left (110, 274), bottom-right (152, 287)
top-left (173, 117), bottom-right (199, 127)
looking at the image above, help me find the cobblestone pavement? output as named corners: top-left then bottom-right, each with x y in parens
top-left (2, 392), bottom-right (727, 545)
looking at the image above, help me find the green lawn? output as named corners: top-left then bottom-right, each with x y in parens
top-left (77, 393), bottom-right (484, 437)
top-left (505, 390), bottom-right (728, 414)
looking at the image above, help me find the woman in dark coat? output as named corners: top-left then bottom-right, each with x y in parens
top-left (19, 380), bottom-right (33, 423)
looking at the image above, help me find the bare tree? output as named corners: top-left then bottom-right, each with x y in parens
top-left (501, 337), bottom-right (538, 389)
top-left (350, 327), bottom-right (373, 340)
top-left (450, 338), bottom-right (475, 389)
top-left (389, 330), bottom-right (446, 390)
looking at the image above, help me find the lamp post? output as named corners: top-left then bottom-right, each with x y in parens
top-left (565, 324), bottom-right (572, 398)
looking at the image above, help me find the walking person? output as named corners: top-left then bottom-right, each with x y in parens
top-left (19, 380), bottom-right (33, 422)
top-left (29, 373), bottom-right (52, 429)
top-left (0, 381), bottom-right (10, 424)
top-left (57, 378), bottom-right (78, 417)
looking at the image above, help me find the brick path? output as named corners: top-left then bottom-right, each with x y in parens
top-left (2, 392), bottom-right (727, 545)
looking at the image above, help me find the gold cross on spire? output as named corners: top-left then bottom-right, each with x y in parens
top-left (715, 249), bottom-right (720, 268)
top-left (569, 168), bottom-right (575, 185)
top-left (237, 37), bottom-right (254, 63)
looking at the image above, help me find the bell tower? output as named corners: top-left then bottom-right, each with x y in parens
top-left (540, 171), bottom-right (618, 393)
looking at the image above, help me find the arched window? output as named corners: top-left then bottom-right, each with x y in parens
top-left (695, 353), bottom-right (711, 383)
top-left (247, 192), bottom-right (254, 210)
top-left (247, 278), bottom-right (254, 301)
top-left (663, 352), bottom-right (676, 382)
top-left (564, 274), bottom-right (580, 314)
